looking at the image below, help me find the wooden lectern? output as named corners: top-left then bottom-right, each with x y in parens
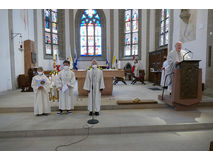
top-left (158, 60), bottom-right (202, 110)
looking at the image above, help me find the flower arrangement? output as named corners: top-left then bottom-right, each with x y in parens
top-left (87, 65), bottom-right (102, 70)
top-left (50, 69), bottom-right (59, 76)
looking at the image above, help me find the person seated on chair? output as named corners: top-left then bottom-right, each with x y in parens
top-left (131, 59), bottom-right (145, 85)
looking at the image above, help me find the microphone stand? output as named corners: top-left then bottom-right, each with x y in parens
top-left (87, 68), bottom-right (99, 124)
top-left (183, 51), bottom-right (190, 61)
top-left (183, 48), bottom-right (193, 61)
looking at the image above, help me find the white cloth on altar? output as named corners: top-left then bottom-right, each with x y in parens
top-left (56, 69), bottom-right (76, 110)
top-left (31, 74), bottom-right (51, 115)
top-left (83, 67), bottom-right (105, 112)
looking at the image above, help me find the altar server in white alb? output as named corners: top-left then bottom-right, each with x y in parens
top-left (166, 41), bottom-right (191, 93)
top-left (56, 60), bottom-right (76, 115)
top-left (83, 60), bottom-right (105, 116)
top-left (160, 56), bottom-right (169, 88)
top-left (133, 59), bottom-right (140, 77)
top-left (31, 67), bottom-right (51, 116)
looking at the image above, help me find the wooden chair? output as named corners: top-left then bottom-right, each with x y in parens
top-left (113, 77), bottom-right (127, 85)
top-left (124, 63), bottom-right (132, 80)
top-left (17, 74), bottom-right (29, 92)
top-left (131, 70), bottom-right (145, 85)
top-left (17, 68), bottom-right (37, 92)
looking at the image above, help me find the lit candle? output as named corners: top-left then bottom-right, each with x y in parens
top-left (118, 61), bottom-right (121, 69)
top-left (53, 53), bottom-right (56, 60)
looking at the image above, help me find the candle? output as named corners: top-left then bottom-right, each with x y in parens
top-left (118, 61), bottom-right (121, 69)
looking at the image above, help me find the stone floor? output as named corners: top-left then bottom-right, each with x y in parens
top-left (0, 81), bottom-right (213, 108)
top-left (0, 107), bottom-right (213, 132)
top-left (0, 81), bottom-right (213, 151)
top-left (0, 130), bottom-right (213, 151)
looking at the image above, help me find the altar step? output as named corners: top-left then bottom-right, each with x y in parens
top-left (0, 101), bottom-right (212, 113)
top-left (1, 123), bottom-right (213, 138)
top-left (0, 107), bottom-right (213, 138)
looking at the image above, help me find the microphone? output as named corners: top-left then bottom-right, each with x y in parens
top-left (183, 48), bottom-right (193, 60)
top-left (185, 48), bottom-right (192, 53)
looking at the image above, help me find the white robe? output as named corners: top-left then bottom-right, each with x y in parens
top-left (133, 63), bottom-right (140, 77)
top-left (31, 74), bottom-right (51, 115)
top-left (56, 69), bottom-right (76, 110)
top-left (160, 60), bottom-right (169, 87)
top-left (166, 49), bottom-right (191, 92)
top-left (83, 68), bottom-right (105, 112)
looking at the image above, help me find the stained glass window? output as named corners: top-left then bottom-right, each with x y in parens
top-left (159, 9), bottom-right (169, 47)
top-left (80, 9), bottom-right (102, 56)
top-left (124, 9), bottom-right (139, 56)
top-left (44, 9), bottom-right (59, 55)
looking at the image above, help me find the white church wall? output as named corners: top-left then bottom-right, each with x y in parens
top-left (12, 9), bottom-right (35, 82)
top-left (206, 10), bottom-right (213, 89)
top-left (0, 10), bottom-right (12, 92)
top-left (149, 9), bottom-right (156, 52)
top-left (172, 9), bottom-right (208, 83)
top-left (65, 9), bottom-right (70, 59)
top-left (141, 9), bottom-right (148, 72)
top-left (105, 9), bottom-right (111, 67)
top-left (113, 9), bottom-right (119, 65)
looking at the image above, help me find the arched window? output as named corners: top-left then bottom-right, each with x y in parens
top-left (124, 9), bottom-right (139, 57)
top-left (80, 9), bottom-right (102, 56)
top-left (76, 9), bottom-right (106, 60)
top-left (43, 9), bottom-right (65, 59)
top-left (119, 9), bottom-right (141, 60)
top-left (159, 9), bottom-right (169, 47)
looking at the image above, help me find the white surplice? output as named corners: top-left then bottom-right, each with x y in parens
top-left (166, 49), bottom-right (191, 92)
top-left (83, 67), bottom-right (105, 112)
top-left (31, 74), bottom-right (51, 115)
top-left (160, 60), bottom-right (169, 87)
top-left (133, 63), bottom-right (140, 77)
top-left (56, 69), bottom-right (76, 110)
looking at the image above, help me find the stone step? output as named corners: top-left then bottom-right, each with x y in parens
top-left (0, 103), bottom-right (166, 113)
top-left (1, 106), bottom-right (213, 138)
top-left (0, 101), bottom-right (212, 113)
top-left (0, 123), bottom-right (213, 138)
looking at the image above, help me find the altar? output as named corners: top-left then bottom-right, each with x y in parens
top-left (73, 69), bottom-right (125, 96)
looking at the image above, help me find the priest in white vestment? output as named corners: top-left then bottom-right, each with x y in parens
top-left (31, 67), bottom-right (51, 116)
top-left (83, 60), bottom-right (105, 116)
top-left (166, 41), bottom-right (191, 93)
top-left (56, 60), bottom-right (76, 114)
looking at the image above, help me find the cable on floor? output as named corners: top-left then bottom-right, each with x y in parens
top-left (54, 124), bottom-right (94, 151)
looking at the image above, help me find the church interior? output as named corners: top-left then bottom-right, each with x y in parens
top-left (0, 7), bottom-right (213, 153)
